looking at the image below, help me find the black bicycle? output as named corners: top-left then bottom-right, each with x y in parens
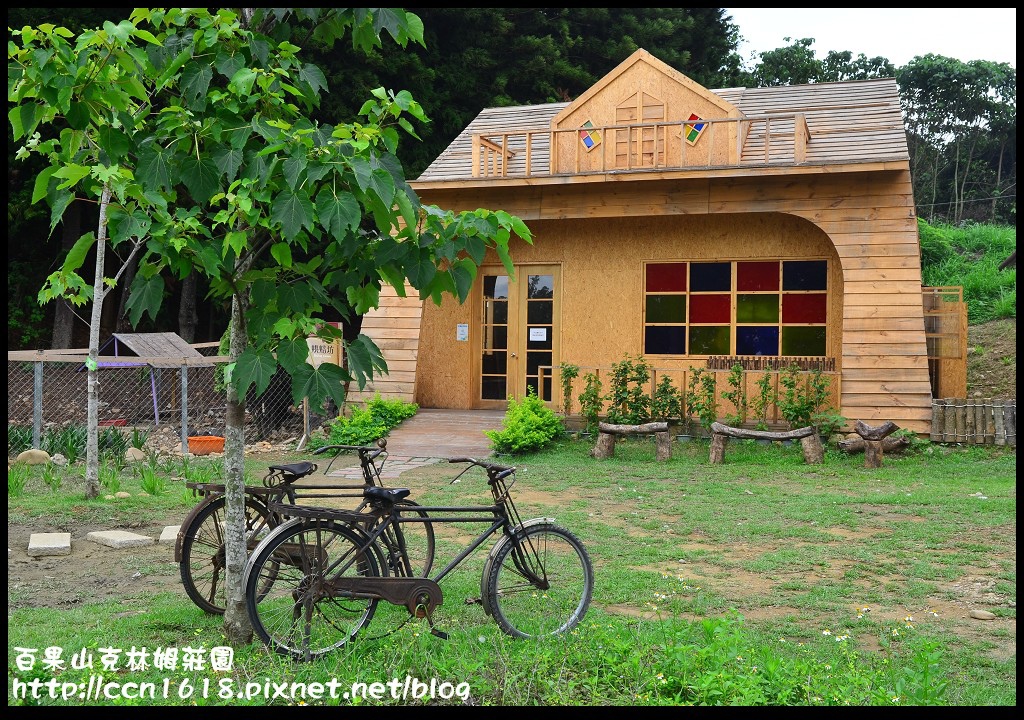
top-left (243, 457), bottom-right (594, 660)
top-left (176, 440), bottom-right (435, 615)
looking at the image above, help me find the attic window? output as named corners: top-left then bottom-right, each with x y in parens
top-left (615, 91), bottom-right (665, 168)
top-left (578, 120), bottom-right (602, 151)
top-left (684, 113), bottom-right (707, 145)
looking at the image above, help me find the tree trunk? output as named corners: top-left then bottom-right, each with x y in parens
top-left (709, 433), bottom-right (728, 464)
top-left (85, 186), bottom-right (112, 499)
top-left (114, 252), bottom-right (139, 333)
top-left (800, 434), bottom-right (824, 464)
top-left (864, 440), bottom-right (884, 469)
top-left (178, 272), bottom-right (199, 342)
top-left (52, 202), bottom-right (82, 349)
top-left (655, 431), bottom-right (672, 461)
top-left (591, 432), bottom-right (616, 459)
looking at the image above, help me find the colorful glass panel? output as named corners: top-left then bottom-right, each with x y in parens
top-left (782, 293), bottom-right (827, 323)
top-left (737, 261), bottom-right (780, 291)
top-left (645, 295), bottom-right (686, 323)
top-left (689, 326), bottom-right (730, 355)
top-left (736, 294), bottom-right (779, 323)
top-left (644, 326), bottom-right (686, 355)
top-left (736, 326), bottom-right (779, 356)
top-left (688, 294), bottom-right (731, 323)
top-left (646, 263), bottom-right (686, 292)
top-left (782, 327), bottom-right (827, 356)
top-left (690, 262), bottom-right (731, 292)
top-left (783, 260), bottom-right (827, 291)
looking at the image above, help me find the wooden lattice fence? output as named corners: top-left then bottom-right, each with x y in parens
top-left (930, 398), bottom-right (1016, 445)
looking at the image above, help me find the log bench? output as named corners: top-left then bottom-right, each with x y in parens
top-left (592, 421), bottom-right (672, 461)
top-left (709, 422), bottom-right (823, 465)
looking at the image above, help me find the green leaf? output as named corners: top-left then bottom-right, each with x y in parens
top-left (8, 103), bottom-right (38, 142)
top-left (346, 284), bottom-right (380, 315)
top-left (344, 334), bottom-right (388, 390)
top-left (31, 166), bottom-right (57, 204)
top-left (125, 273), bottom-right (165, 327)
top-left (98, 126), bottom-right (131, 161)
top-left (366, 168), bottom-right (396, 208)
top-left (65, 101), bottom-right (90, 131)
top-left (315, 188), bottom-right (360, 241)
top-left (224, 231), bottom-right (247, 258)
top-left (230, 67), bottom-right (258, 98)
top-left (180, 62), bottom-right (213, 111)
top-left (277, 281), bottom-right (313, 314)
top-left (48, 191), bottom-right (75, 235)
top-left (52, 164), bottom-right (92, 190)
top-left (296, 63), bottom-right (328, 97)
top-left (276, 336), bottom-right (309, 373)
top-left (234, 348), bottom-right (278, 399)
top-left (271, 188), bottom-right (314, 241)
top-left (213, 145), bottom-right (243, 183)
top-left (215, 52), bottom-right (244, 81)
top-left (179, 155), bottom-right (220, 203)
top-left (451, 260), bottom-right (475, 303)
top-left (270, 242), bottom-right (293, 268)
top-left (282, 154), bottom-right (308, 190)
top-left (406, 255), bottom-right (436, 289)
top-left (138, 142), bottom-right (173, 190)
top-left (291, 362), bottom-right (347, 409)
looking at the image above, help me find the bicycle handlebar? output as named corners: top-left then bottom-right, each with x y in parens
top-left (313, 443), bottom-right (385, 462)
top-left (448, 456), bottom-right (516, 480)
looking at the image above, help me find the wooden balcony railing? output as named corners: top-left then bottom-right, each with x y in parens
top-left (472, 113), bottom-right (811, 178)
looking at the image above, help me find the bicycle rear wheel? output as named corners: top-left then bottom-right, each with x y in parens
top-left (246, 519), bottom-right (379, 661)
top-left (484, 523), bottom-right (593, 639)
top-left (179, 496), bottom-right (273, 614)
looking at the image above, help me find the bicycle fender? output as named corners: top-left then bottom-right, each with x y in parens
top-left (174, 496), bottom-right (218, 563)
top-left (243, 517), bottom-right (306, 585)
top-left (479, 517), bottom-right (556, 617)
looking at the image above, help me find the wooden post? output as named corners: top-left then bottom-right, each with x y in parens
top-left (709, 433), bottom-right (728, 464)
top-left (854, 420), bottom-right (899, 469)
top-left (993, 399), bottom-right (1006, 446)
top-left (1005, 400), bottom-right (1016, 446)
top-left (800, 434), bottom-right (824, 464)
top-left (981, 398), bottom-right (993, 444)
top-left (931, 399), bottom-right (943, 442)
top-left (655, 431), bottom-right (672, 461)
top-left (954, 398), bottom-right (967, 443)
top-left (942, 397), bottom-right (956, 443)
top-left (964, 397), bottom-right (976, 444)
top-left (591, 432), bottom-right (616, 459)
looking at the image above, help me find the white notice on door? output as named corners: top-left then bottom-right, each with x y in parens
top-left (529, 328), bottom-right (547, 341)
top-left (456, 323), bottom-right (469, 341)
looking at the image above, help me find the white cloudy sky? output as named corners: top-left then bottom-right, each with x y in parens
top-left (725, 8), bottom-right (1016, 68)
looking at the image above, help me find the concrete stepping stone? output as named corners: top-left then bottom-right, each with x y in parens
top-left (27, 532), bottom-right (72, 557)
top-left (86, 530), bottom-right (154, 549)
top-left (159, 526), bottom-right (180, 544)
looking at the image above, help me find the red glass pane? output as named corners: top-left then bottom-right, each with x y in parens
top-left (737, 261), bottom-right (779, 291)
top-left (646, 263), bottom-right (686, 292)
top-left (782, 293), bottom-right (827, 323)
top-left (689, 294), bottom-right (731, 323)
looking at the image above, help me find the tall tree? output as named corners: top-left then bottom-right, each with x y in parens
top-left (9, 7), bottom-right (532, 644)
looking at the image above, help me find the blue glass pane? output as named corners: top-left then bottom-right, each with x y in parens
top-left (645, 326), bottom-right (686, 355)
top-left (783, 261), bottom-right (827, 291)
top-left (736, 326), bottom-right (779, 356)
top-left (689, 262), bottom-right (731, 292)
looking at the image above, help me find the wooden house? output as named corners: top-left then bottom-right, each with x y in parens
top-left (354, 48), bottom-right (951, 434)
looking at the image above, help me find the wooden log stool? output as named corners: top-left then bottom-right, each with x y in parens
top-left (709, 422), bottom-right (823, 465)
top-left (592, 421), bottom-right (672, 461)
top-left (852, 420), bottom-right (899, 468)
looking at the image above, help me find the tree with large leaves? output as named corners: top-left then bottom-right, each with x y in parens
top-left (9, 7), bottom-right (532, 643)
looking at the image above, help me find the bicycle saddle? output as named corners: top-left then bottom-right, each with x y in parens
top-left (363, 486), bottom-right (411, 502)
top-left (268, 461), bottom-right (317, 479)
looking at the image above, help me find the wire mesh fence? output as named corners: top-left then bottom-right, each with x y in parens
top-left (7, 346), bottom-right (336, 454)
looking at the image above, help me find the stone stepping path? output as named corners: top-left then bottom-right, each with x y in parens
top-left (327, 455), bottom-right (441, 480)
top-left (24, 526), bottom-right (180, 557)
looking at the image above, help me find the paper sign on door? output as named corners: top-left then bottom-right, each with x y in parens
top-left (529, 328), bottom-right (547, 341)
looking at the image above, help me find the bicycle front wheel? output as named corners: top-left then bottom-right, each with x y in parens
top-left (485, 524), bottom-right (594, 639)
top-left (388, 500), bottom-right (435, 578)
top-left (179, 496), bottom-right (273, 615)
top-left (246, 519), bottom-right (379, 661)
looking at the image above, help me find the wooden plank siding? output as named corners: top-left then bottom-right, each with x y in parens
top-left (345, 283), bottom-right (423, 406)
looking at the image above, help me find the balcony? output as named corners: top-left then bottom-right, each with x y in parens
top-left (471, 113), bottom-right (812, 179)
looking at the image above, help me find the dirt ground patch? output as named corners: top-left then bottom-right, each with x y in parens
top-left (967, 318), bottom-right (1016, 398)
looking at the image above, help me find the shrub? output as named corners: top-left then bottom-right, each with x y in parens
top-left (577, 372), bottom-right (604, 434)
top-left (99, 427), bottom-right (129, 459)
top-left (485, 390), bottom-right (564, 454)
top-left (310, 394), bottom-right (418, 449)
top-left (9, 464), bottom-right (29, 496)
top-left (42, 463), bottom-right (62, 491)
top-left (686, 367), bottom-right (718, 434)
top-left (605, 354), bottom-right (651, 425)
top-left (750, 374), bottom-right (775, 430)
top-left (559, 362), bottom-right (580, 416)
top-left (138, 464), bottom-right (167, 495)
top-left (651, 375), bottom-right (682, 423)
top-left (720, 363), bottom-right (748, 426)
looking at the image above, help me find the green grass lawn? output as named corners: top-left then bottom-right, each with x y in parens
top-left (7, 438), bottom-right (1016, 706)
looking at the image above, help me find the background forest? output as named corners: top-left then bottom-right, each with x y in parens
top-left (7, 8), bottom-right (1017, 350)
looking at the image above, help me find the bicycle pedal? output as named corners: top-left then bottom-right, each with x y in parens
top-left (431, 628), bottom-right (449, 640)
top-left (464, 596), bottom-right (482, 606)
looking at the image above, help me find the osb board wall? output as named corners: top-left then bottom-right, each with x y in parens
top-left (414, 169), bottom-right (932, 432)
top-left (552, 59), bottom-right (738, 174)
top-left (416, 213), bottom-right (844, 409)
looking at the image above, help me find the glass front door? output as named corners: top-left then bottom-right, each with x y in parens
top-left (478, 265), bottom-right (560, 407)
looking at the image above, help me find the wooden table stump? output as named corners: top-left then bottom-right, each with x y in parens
top-left (854, 420), bottom-right (899, 468)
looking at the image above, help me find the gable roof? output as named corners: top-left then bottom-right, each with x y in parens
top-left (416, 75), bottom-right (909, 183)
top-left (103, 332), bottom-right (208, 368)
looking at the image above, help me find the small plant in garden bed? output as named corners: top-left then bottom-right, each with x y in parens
top-left (8, 424), bottom-right (33, 455)
top-left (577, 372), bottom-right (604, 434)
